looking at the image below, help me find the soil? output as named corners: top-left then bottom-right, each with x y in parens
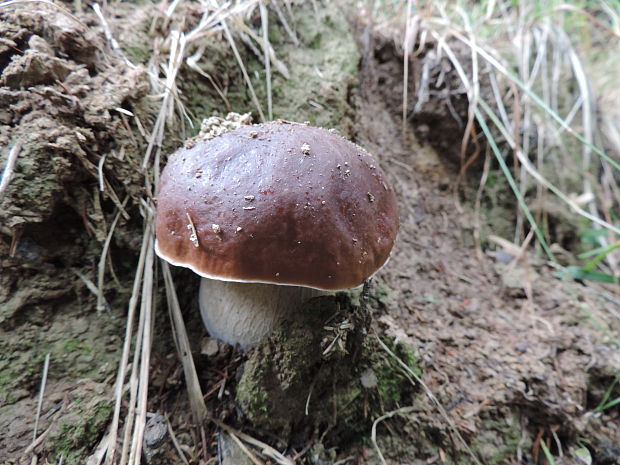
top-left (1, 2), bottom-right (619, 465)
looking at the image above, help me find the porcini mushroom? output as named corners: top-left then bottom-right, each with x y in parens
top-left (155, 122), bottom-right (398, 349)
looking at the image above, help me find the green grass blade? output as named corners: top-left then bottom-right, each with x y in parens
top-left (596, 396), bottom-right (620, 412)
top-left (451, 31), bottom-right (620, 173)
top-left (581, 242), bottom-right (620, 271)
top-left (478, 99), bottom-right (620, 237)
top-left (475, 110), bottom-right (555, 261)
top-left (562, 266), bottom-right (620, 284)
top-left (594, 375), bottom-right (620, 412)
top-left (578, 242), bottom-right (620, 260)
top-left (540, 441), bottom-right (556, 465)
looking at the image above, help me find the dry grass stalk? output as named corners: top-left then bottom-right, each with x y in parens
top-left (473, 147), bottom-right (492, 260)
top-left (91, 3), bottom-right (136, 69)
top-left (374, 335), bottom-right (483, 465)
top-left (126, 228), bottom-right (155, 465)
top-left (0, 141), bottom-right (21, 199)
top-left (371, 406), bottom-right (416, 465)
top-left (211, 419), bottom-right (294, 465)
top-left (230, 18), bottom-right (290, 79)
top-left (390, 2), bottom-right (619, 276)
top-left (31, 353), bottom-right (50, 444)
top-left (260, 0), bottom-right (272, 120)
top-left (142, 30), bottom-right (186, 169)
top-left (165, 414), bottom-right (191, 465)
top-left (227, 431), bottom-right (265, 465)
top-left (221, 16), bottom-right (266, 122)
top-left (97, 198), bottom-right (128, 313)
top-left (269, 0), bottom-right (299, 46)
top-left (86, 432), bottom-right (110, 465)
top-left (105, 226), bottom-right (151, 465)
top-left (0, 0), bottom-right (85, 26)
top-left (74, 269), bottom-right (110, 311)
top-left (162, 262), bottom-right (207, 422)
top-left (401, 0), bottom-right (415, 136)
top-left (478, 98), bottom-right (620, 236)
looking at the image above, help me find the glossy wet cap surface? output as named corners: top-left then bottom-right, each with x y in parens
top-left (155, 121), bottom-right (399, 290)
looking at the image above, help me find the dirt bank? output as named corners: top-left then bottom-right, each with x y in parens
top-left (1, 2), bottom-right (618, 464)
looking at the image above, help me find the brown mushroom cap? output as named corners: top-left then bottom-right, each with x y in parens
top-left (155, 122), bottom-right (399, 291)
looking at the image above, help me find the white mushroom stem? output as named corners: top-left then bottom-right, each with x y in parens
top-left (199, 278), bottom-right (326, 349)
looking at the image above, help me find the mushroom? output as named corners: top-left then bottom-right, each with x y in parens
top-left (155, 121), bottom-right (398, 349)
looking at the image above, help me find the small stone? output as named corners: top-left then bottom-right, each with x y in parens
top-left (360, 368), bottom-right (378, 388)
top-left (201, 337), bottom-right (220, 357)
top-left (514, 341), bottom-right (528, 353)
top-left (143, 414), bottom-right (168, 463)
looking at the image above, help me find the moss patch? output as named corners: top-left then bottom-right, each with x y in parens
top-left (252, 2), bottom-right (359, 134)
top-left (0, 306), bottom-right (121, 404)
top-left (473, 415), bottom-right (527, 465)
top-left (46, 383), bottom-right (113, 464)
top-left (175, 1), bottom-right (359, 137)
top-left (236, 293), bottom-right (420, 444)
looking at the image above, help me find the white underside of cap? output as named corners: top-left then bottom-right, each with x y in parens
top-left (154, 239), bottom-right (387, 292)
